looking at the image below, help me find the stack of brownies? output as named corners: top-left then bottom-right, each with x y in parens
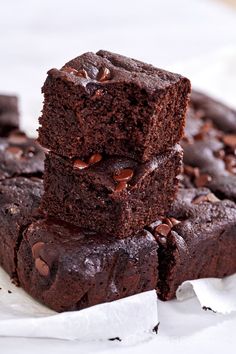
top-left (14, 50), bottom-right (189, 311)
top-left (1, 51), bottom-right (236, 314)
top-left (38, 50), bottom-right (190, 238)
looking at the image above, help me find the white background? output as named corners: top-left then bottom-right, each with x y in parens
top-left (1, 0), bottom-right (236, 353)
top-left (1, 0), bottom-right (236, 135)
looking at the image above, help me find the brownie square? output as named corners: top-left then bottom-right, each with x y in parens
top-left (41, 145), bottom-right (182, 238)
top-left (0, 133), bottom-right (44, 180)
top-left (181, 90), bottom-right (236, 202)
top-left (190, 90), bottom-right (236, 132)
top-left (38, 50), bottom-right (190, 162)
top-left (17, 218), bottom-right (158, 312)
top-left (149, 188), bottom-right (236, 300)
top-left (0, 177), bottom-right (43, 279)
top-left (0, 94), bottom-right (19, 136)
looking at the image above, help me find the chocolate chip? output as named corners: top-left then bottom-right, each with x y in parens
top-left (184, 165), bottom-right (200, 178)
top-left (6, 146), bottom-right (23, 158)
top-left (200, 121), bottom-right (213, 133)
top-left (35, 258), bottom-right (50, 277)
top-left (182, 135), bottom-right (193, 144)
top-left (206, 193), bottom-right (220, 203)
top-left (88, 153), bottom-right (102, 165)
top-left (32, 242), bottom-right (45, 259)
top-left (62, 66), bottom-right (79, 75)
top-left (115, 181), bottom-right (127, 192)
top-left (73, 159), bottom-right (89, 170)
top-left (225, 155), bottom-right (236, 174)
top-left (169, 217), bottom-right (181, 226)
top-left (223, 134), bottom-right (236, 147)
top-left (94, 89), bottom-right (104, 97)
top-left (192, 195), bottom-right (209, 204)
top-left (195, 108), bottom-right (205, 119)
top-left (76, 69), bottom-right (89, 79)
top-left (154, 224), bottom-right (171, 237)
top-left (113, 169), bottom-right (134, 182)
top-left (97, 67), bottom-right (111, 82)
top-left (214, 149), bottom-right (225, 159)
top-left (195, 174), bottom-right (212, 187)
top-left (62, 67), bottom-right (89, 79)
top-left (194, 132), bottom-right (205, 141)
top-left (162, 218), bottom-right (173, 228)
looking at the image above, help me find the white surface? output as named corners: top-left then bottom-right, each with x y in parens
top-left (1, 0), bottom-right (236, 135)
top-left (0, 268), bottom-right (158, 341)
top-left (177, 274), bottom-right (236, 314)
top-left (1, 0), bottom-right (236, 353)
top-left (1, 262), bottom-right (236, 341)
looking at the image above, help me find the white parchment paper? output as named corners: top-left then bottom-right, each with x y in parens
top-left (176, 274), bottom-right (236, 314)
top-left (0, 268), bottom-right (158, 340)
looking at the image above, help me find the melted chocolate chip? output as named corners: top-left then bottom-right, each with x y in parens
top-left (94, 89), bottom-right (104, 98)
top-left (62, 66), bottom-right (79, 75)
top-left (73, 159), bottom-right (89, 170)
top-left (162, 217), bottom-right (173, 228)
top-left (195, 174), bottom-right (212, 187)
top-left (115, 181), bottom-right (127, 192)
top-left (35, 258), bottom-right (50, 277)
top-left (169, 217), bottom-right (181, 226)
top-left (225, 155), bottom-right (236, 174)
top-left (192, 195), bottom-right (209, 204)
top-left (184, 165), bottom-right (200, 178)
top-left (200, 121), bottom-right (213, 133)
top-left (194, 132), bottom-right (205, 141)
top-left (88, 153), bottom-right (102, 165)
top-left (62, 67), bottom-right (89, 79)
top-left (214, 149), bottom-right (225, 159)
top-left (113, 169), bottom-right (134, 182)
top-left (32, 242), bottom-right (45, 259)
top-left (97, 67), bottom-right (111, 82)
top-left (223, 134), bottom-right (236, 148)
top-left (76, 69), bottom-right (89, 79)
top-left (206, 193), bottom-right (220, 203)
top-left (154, 224), bottom-right (171, 237)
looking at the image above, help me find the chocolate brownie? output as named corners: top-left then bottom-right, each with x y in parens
top-left (149, 187), bottom-right (236, 300)
top-left (0, 132), bottom-right (44, 180)
top-left (41, 145), bottom-right (182, 238)
top-left (181, 90), bottom-right (236, 202)
top-left (0, 94), bottom-right (19, 136)
top-left (38, 50), bottom-right (190, 161)
top-left (0, 177), bottom-right (43, 279)
top-left (17, 218), bottom-right (158, 312)
top-left (190, 90), bottom-right (236, 132)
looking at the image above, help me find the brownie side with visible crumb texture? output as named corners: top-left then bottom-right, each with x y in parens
top-left (41, 145), bottom-right (183, 238)
top-left (0, 177), bottom-right (43, 280)
top-left (148, 188), bottom-right (236, 300)
top-left (38, 50), bottom-right (190, 162)
top-left (0, 133), bottom-right (44, 180)
top-left (181, 90), bottom-right (236, 202)
top-left (0, 94), bottom-right (19, 136)
top-left (17, 218), bottom-right (158, 312)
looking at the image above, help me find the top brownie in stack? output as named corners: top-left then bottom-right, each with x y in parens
top-left (38, 50), bottom-right (190, 162)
